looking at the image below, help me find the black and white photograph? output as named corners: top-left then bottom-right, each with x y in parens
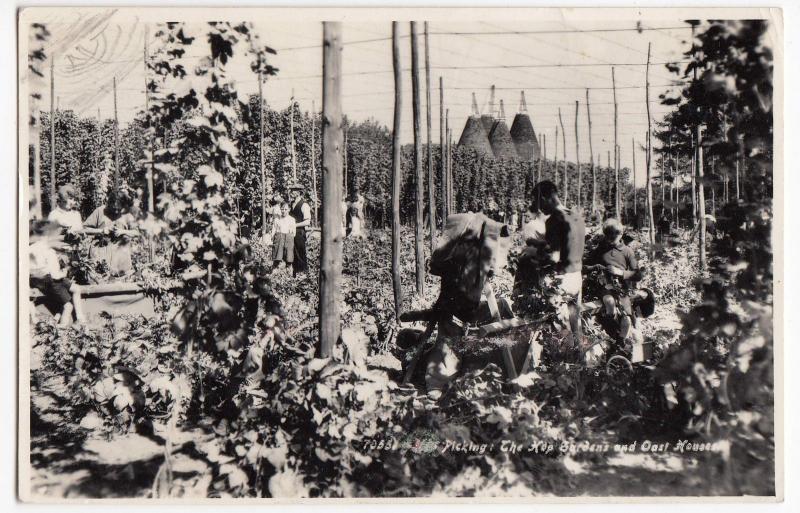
top-left (17, 6), bottom-right (781, 501)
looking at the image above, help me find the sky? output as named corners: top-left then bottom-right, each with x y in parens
top-left (24, 8), bottom-right (706, 186)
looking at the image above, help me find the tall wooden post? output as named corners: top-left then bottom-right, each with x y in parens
top-left (697, 125), bottom-right (707, 271)
top-left (612, 66), bottom-right (620, 219)
top-left (538, 134), bottom-right (543, 182)
top-left (445, 109), bottom-right (451, 212)
top-left (606, 150), bottom-right (611, 208)
top-left (558, 108), bottom-right (567, 203)
top-left (439, 76), bottom-right (446, 222)
top-left (424, 22), bottom-right (436, 247)
top-left (632, 137), bottom-right (637, 217)
top-left (311, 100), bottom-right (318, 226)
top-left (542, 134), bottom-right (547, 181)
top-left (690, 137), bottom-right (696, 224)
top-left (644, 42), bottom-right (656, 247)
top-left (410, 21), bottom-right (425, 294)
top-left (258, 72), bottom-right (266, 234)
top-left (31, 86), bottom-right (42, 219)
top-left (49, 58), bottom-right (56, 211)
top-left (390, 22), bottom-right (403, 321)
top-left (144, 31), bottom-right (155, 215)
top-left (319, 22), bottom-right (343, 358)
top-left (290, 95), bottom-right (298, 182)
top-left (554, 126), bottom-right (559, 189)
top-left (113, 76), bottom-right (121, 194)
top-left (574, 100), bottom-right (581, 210)
top-left (586, 89), bottom-right (595, 214)
top-left (343, 126), bottom-right (348, 197)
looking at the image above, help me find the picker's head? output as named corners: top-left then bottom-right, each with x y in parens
top-left (288, 182), bottom-right (305, 201)
top-left (530, 180), bottom-right (561, 215)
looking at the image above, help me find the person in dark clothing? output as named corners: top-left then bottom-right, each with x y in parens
top-left (288, 184), bottom-right (311, 276)
top-left (530, 180), bottom-right (586, 339)
top-left (587, 218), bottom-right (642, 342)
top-left (656, 210), bottom-right (672, 243)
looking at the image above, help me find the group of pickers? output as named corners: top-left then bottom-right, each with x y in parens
top-left (421, 179), bottom-right (654, 396)
top-left (26, 180), bottom-right (331, 326)
top-left (29, 185), bottom-right (141, 326)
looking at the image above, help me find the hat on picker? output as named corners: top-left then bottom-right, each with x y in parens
top-left (288, 181), bottom-right (305, 191)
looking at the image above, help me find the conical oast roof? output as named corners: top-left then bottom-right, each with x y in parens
top-left (488, 119), bottom-right (519, 160)
top-left (510, 113), bottom-right (541, 161)
top-left (458, 115), bottom-right (495, 156)
top-left (480, 114), bottom-right (495, 134)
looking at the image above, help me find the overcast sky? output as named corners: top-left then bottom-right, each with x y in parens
top-left (26, 8), bottom-right (726, 185)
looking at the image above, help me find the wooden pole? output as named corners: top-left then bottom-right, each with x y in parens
top-left (538, 134), bottom-right (544, 183)
top-left (607, 149), bottom-right (611, 208)
top-left (410, 21), bottom-right (425, 295)
top-left (711, 156), bottom-right (716, 215)
top-left (690, 136), bottom-right (696, 224)
top-left (554, 126), bottom-right (559, 188)
top-left (311, 100), bottom-right (318, 227)
top-left (424, 22), bottom-right (436, 247)
top-left (645, 42), bottom-right (655, 247)
top-left (542, 133), bottom-right (547, 181)
top-left (31, 85), bottom-right (42, 219)
top-left (343, 126), bottom-right (348, 197)
top-left (574, 100), bottom-right (581, 210)
top-left (144, 30), bottom-right (155, 215)
top-left (558, 108), bottom-right (567, 203)
top-left (49, 58), bottom-right (56, 211)
top-left (439, 76), bottom-right (446, 222)
top-left (391, 22), bottom-right (403, 321)
top-left (258, 72), bottom-right (266, 234)
top-left (632, 137), bottom-right (637, 217)
top-left (697, 124), bottom-right (707, 271)
top-left (446, 109), bottom-right (451, 213)
top-left (113, 76), bottom-right (120, 194)
top-left (319, 21), bottom-right (343, 358)
top-left (586, 89), bottom-right (595, 214)
top-left (290, 95), bottom-right (297, 182)
top-left (612, 66), bottom-right (620, 219)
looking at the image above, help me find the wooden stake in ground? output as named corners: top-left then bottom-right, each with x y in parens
top-left (574, 100), bottom-right (581, 210)
top-left (439, 76), bottom-right (446, 222)
top-left (49, 58), bottom-right (56, 210)
top-left (410, 21), bottom-right (425, 295)
top-left (558, 108), bottom-right (567, 203)
top-left (644, 42), bottom-right (656, 248)
top-left (391, 22), bottom-right (404, 321)
top-left (319, 21), bottom-right (344, 358)
top-left (612, 66), bottom-right (620, 219)
top-left (311, 100), bottom-right (318, 226)
top-left (586, 89), bottom-right (596, 214)
top-left (424, 22), bottom-right (436, 249)
top-left (258, 72), bottom-right (266, 234)
top-left (113, 76), bottom-right (121, 194)
top-left (697, 124), bottom-right (707, 271)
